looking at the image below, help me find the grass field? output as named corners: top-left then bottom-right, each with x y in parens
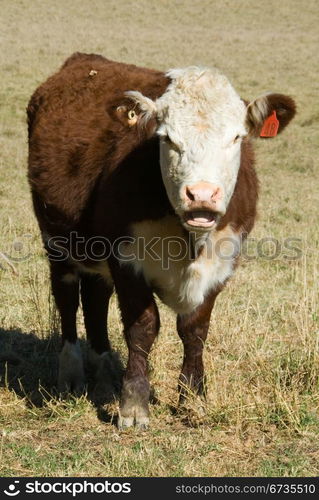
top-left (0, 0), bottom-right (318, 477)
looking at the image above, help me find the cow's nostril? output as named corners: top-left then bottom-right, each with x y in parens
top-left (186, 186), bottom-right (195, 201)
top-left (212, 186), bottom-right (221, 201)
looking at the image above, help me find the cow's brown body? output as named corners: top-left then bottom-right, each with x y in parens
top-left (27, 53), bottom-right (294, 428)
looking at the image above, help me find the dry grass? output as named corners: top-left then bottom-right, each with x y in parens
top-left (0, 0), bottom-right (318, 477)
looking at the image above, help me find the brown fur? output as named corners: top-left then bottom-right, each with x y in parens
top-left (27, 53), bottom-right (295, 427)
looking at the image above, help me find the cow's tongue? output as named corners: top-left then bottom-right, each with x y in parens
top-left (189, 211), bottom-right (214, 223)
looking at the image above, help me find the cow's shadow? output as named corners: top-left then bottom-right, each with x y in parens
top-left (0, 327), bottom-right (121, 425)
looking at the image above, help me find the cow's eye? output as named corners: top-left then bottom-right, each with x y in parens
top-left (233, 134), bottom-right (241, 143)
top-left (162, 134), bottom-right (183, 154)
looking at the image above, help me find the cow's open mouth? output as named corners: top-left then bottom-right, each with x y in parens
top-left (183, 210), bottom-right (218, 229)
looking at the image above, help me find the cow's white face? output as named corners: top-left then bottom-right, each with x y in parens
top-left (126, 66), bottom-right (295, 233)
top-left (156, 68), bottom-right (247, 231)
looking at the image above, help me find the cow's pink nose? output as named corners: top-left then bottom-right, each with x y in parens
top-left (185, 182), bottom-right (222, 203)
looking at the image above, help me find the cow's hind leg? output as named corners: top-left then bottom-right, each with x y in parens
top-left (50, 262), bottom-right (85, 395)
top-left (80, 273), bottom-right (122, 402)
top-left (177, 290), bottom-right (219, 404)
top-left (113, 269), bottom-right (159, 429)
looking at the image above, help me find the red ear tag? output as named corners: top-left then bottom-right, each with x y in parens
top-left (260, 110), bottom-right (279, 137)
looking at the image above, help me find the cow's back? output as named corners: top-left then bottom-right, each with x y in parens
top-left (27, 53), bottom-right (169, 226)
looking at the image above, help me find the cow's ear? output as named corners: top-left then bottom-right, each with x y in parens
top-left (124, 91), bottom-right (157, 126)
top-left (246, 93), bottom-right (296, 138)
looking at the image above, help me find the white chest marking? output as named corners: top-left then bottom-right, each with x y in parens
top-left (121, 216), bottom-right (241, 314)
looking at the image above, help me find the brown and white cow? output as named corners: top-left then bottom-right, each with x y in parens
top-left (27, 52), bottom-right (295, 428)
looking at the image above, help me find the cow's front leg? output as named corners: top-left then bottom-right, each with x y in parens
top-left (113, 268), bottom-right (159, 429)
top-left (119, 299), bottom-right (160, 429)
top-left (177, 290), bottom-right (220, 403)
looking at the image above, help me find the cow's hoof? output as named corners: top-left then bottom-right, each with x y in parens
top-left (58, 340), bottom-right (86, 396)
top-left (118, 412), bottom-right (149, 430)
top-left (179, 399), bottom-right (206, 416)
top-left (135, 417), bottom-right (149, 430)
top-left (177, 395), bottom-right (207, 426)
top-left (118, 376), bottom-right (150, 429)
top-left (118, 415), bottom-right (134, 429)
